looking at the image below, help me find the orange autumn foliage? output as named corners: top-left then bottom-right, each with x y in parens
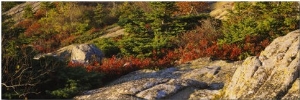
top-left (175, 2), bottom-right (210, 15)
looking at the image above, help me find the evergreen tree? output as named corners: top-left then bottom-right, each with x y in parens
top-left (117, 2), bottom-right (188, 57)
top-left (39, 2), bottom-right (55, 18)
top-left (148, 2), bottom-right (185, 36)
top-left (93, 3), bottom-right (106, 26)
top-left (23, 5), bottom-right (34, 18)
top-left (219, 2), bottom-right (300, 44)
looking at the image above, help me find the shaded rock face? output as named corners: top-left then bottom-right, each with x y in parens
top-left (282, 79), bottom-right (300, 99)
top-left (34, 44), bottom-right (103, 64)
top-left (74, 57), bottom-right (242, 100)
top-left (224, 30), bottom-right (300, 99)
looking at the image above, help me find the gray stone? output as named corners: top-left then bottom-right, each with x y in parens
top-left (74, 65), bottom-right (228, 100)
top-left (224, 30), bottom-right (300, 99)
top-left (3, 2), bottom-right (41, 23)
top-left (70, 44), bottom-right (103, 64)
top-left (34, 44), bottom-right (103, 64)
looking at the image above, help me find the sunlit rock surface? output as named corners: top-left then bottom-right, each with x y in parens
top-left (75, 57), bottom-right (241, 99)
top-left (224, 30), bottom-right (300, 99)
top-left (34, 44), bottom-right (103, 64)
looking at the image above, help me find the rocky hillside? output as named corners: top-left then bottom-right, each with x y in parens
top-left (3, 2), bottom-right (41, 22)
top-left (74, 30), bottom-right (300, 99)
top-left (3, 2), bottom-right (299, 99)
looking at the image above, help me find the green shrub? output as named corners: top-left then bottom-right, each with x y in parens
top-left (219, 2), bottom-right (300, 44)
top-left (118, 35), bottom-right (153, 58)
top-left (46, 66), bottom-right (104, 99)
top-left (218, 2), bottom-right (299, 59)
top-left (177, 13), bottom-right (211, 30)
top-left (23, 4), bottom-right (34, 18)
top-left (93, 38), bottom-right (120, 58)
top-left (48, 79), bottom-right (79, 98)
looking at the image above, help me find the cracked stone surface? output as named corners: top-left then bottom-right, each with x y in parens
top-left (74, 57), bottom-right (241, 100)
top-left (224, 30), bottom-right (300, 99)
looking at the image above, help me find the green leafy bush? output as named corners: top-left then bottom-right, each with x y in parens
top-left (118, 35), bottom-right (153, 58)
top-left (219, 2), bottom-right (300, 44)
top-left (23, 4), bottom-right (34, 18)
top-left (46, 66), bottom-right (104, 99)
top-left (93, 38), bottom-right (120, 58)
top-left (218, 2), bottom-right (299, 59)
top-left (48, 79), bottom-right (79, 98)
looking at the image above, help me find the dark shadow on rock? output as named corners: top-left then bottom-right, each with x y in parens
top-left (186, 79), bottom-right (209, 89)
top-left (208, 82), bottom-right (224, 90)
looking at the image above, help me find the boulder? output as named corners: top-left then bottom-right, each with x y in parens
top-left (34, 44), bottom-right (104, 64)
top-left (70, 44), bottom-right (103, 64)
top-left (224, 30), bottom-right (300, 99)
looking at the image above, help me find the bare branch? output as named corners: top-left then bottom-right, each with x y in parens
top-left (2, 83), bottom-right (39, 88)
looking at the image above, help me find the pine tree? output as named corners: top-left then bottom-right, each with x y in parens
top-left (219, 2), bottom-right (300, 44)
top-left (93, 3), bottom-right (106, 26)
top-left (148, 2), bottom-right (186, 36)
top-left (23, 5), bottom-right (34, 18)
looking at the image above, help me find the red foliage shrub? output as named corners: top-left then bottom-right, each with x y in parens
top-left (87, 27), bottom-right (99, 35)
top-left (17, 19), bottom-right (34, 28)
top-left (24, 22), bottom-right (42, 37)
top-left (227, 44), bottom-right (242, 60)
top-left (34, 9), bottom-right (46, 19)
top-left (34, 45), bottom-right (45, 52)
top-left (175, 2), bottom-right (210, 15)
top-left (68, 61), bottom-right (85, 67)
top-left (243, 35), bottom-right (271, 57)
top-left (93, 55), bottom-right (152, 76)
top-left (69, 49), bottom-right (179, 80)
top-left (61, 34), bottom-right (75, 46)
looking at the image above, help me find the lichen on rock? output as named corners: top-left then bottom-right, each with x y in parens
top-left (224, 30), bottom-right (300, 99)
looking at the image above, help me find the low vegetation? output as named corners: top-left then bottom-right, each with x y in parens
top-left (2, 1), bottom-right (299, 99)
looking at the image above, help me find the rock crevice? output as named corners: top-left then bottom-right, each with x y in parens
top-left (74, 64), bottom-right (230, 100)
